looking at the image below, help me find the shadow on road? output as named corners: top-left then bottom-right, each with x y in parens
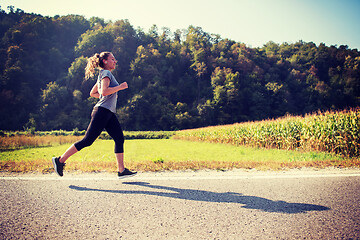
top-left (69, 182), bottom-right (330, 214)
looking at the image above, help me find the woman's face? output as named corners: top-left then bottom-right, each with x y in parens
top-left (104, 54), bottom-right (117, 70)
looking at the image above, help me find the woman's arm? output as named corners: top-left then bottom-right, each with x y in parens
top-left (100, 77), bottom-right (128, 96)
top-left (90, 83), bottom-right (100, 98)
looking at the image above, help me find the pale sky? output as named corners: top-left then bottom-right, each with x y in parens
top-left (1, 0), bottom-right (360, 49)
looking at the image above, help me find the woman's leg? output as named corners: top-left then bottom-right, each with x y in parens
top-left (104, 114), bottom-right (125, 172)
top-left (115, 153), bottom-right (125, 173)
top-left (60, 107), bottom-right (112, 163)
top-left (59, 144), bottom-right (78, 163)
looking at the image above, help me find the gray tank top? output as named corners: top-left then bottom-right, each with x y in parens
top-left (94, 70), bottom-right (119, 113)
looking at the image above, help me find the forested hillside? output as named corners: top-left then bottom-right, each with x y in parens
top-left (1, 6), bottom-right (359, 131)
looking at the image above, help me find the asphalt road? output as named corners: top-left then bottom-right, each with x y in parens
top-left (1, 169), bottom-right (360, 239)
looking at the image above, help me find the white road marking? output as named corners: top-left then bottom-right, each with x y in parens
top-left (1, 172), bottom-right (360, 181)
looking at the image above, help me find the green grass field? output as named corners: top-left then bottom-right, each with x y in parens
top-left (1, 139), bottom-right (354, 173)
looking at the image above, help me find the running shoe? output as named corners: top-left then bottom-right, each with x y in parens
top-left (52, 156), bottom-right (65, 177)
top-left (118, 168), bottom-right (137, 179)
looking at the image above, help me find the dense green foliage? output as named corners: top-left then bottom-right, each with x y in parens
top-left (1, 6), bottom-right (359, 131)
top-left (174, 109), bottom-right (360, 157)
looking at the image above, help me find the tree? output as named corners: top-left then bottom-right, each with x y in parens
top-left (1, 7), bottom-right (360, 131)
top-left (38, 82), bottom-right (71, 130)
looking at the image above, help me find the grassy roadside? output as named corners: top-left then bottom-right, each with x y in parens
top-left (1, 139), bottom-right (358, 173)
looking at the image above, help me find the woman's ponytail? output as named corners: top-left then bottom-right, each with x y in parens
top-left (85, 53), bottom-right (100, 79)
top-left (85, 52), bottom-right (111, 79)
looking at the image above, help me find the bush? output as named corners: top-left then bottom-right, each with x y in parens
top-left (99, 131), bottom-right (175, 140)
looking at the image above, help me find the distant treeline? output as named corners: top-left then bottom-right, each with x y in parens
top-left (1, 6), bottom-right (359, 131)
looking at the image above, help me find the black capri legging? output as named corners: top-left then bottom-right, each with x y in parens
top-left (74, 106), bottom-right (124, 153)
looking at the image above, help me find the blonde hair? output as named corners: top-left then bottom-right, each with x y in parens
top-left (85, 52), bottom-right (112, 79)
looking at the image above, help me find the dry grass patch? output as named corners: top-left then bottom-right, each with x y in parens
top-left (0, 135), bottom-right (82, 150)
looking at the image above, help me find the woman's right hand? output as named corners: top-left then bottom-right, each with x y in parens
top-left (120, 82), bottom-right (128, 90)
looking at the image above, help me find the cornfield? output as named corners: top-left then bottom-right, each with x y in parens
top-left (174, 108), bottom-right (360, 158)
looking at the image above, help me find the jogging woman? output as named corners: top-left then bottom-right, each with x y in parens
top-left (52, 52), bottom-right (137, 179)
